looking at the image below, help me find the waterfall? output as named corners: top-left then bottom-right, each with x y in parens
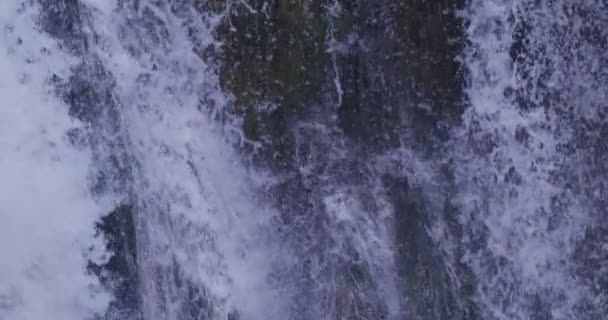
top-left (2, 1), bottom-right (608, 320)
top-left (49, 1), bottom-right (292, 319)
top-left (0, 2), bottom-right (111, 319)
top-left (444, 0), bottom-right (608, 319)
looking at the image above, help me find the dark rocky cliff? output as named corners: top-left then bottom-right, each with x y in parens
top-left (208, 1), bottom-right (472, 319)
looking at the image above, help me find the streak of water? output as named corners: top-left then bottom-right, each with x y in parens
top-left (80, 1), bottom-right (289, 319)
top-left (0, 2), bottom-right (110, 319)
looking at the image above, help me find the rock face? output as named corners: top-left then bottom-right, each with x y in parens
top-left (213, 0), bottom-right (466, 153)
top-left (211, 0), bottom-right (472, 319)
top-left (207, 0), bottom-right (331, 171)
top-left (331, 0), bottom-right (466, 151)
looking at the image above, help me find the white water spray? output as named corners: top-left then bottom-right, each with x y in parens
top-left (0, 2), bottom-right (110, 319)
top-left (451, 0), bottom-right (608, 318)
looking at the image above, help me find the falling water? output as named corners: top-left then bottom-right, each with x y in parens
top-left (2, 0), bottom-right (608, 320)
top-left (444, 0), bottom-right (608, 319)
top-left (0, 2), bottom-right (110, 319)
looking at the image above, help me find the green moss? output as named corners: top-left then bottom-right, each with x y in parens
top-left (210, 0), bottom-right (331, 169)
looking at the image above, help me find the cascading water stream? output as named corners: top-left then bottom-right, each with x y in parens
top-left (439, 0), bottom-right (608, 319)
top-left (0, 2), bottom-right (111, 319)
top-left (1, 1), bottom-right (286, 319)
top-left (64, 1), bottom-right (293, 319)
top-left (2, 1), bottom-right (608, 320)
top-left (2, 1), bottom-right (402, 319)
top-left (81, 1), bottom-right (404, 319)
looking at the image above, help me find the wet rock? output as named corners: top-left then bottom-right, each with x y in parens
top-left (210, 1), bottom-right (470, 319)
top-left (383, 174), bottom-right (471, 320)
top-left (331, 0), bottom-right (466, 152)
top-left (89, 204), bottom-right (142, 320)
top-left (210, 0), bottom-right (331, 171)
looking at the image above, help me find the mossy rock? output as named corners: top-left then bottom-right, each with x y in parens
top-left (209, 0), bottom-right (332, 170)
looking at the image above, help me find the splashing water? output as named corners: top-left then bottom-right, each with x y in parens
top-left (78, 1), bottom-right (290, 319)
top-left (4, 1), bottom-right (608, 319)
top-left (0, 2), bottom-right (110, 319)
top-left (446, 0), bottom-right (608, 319)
